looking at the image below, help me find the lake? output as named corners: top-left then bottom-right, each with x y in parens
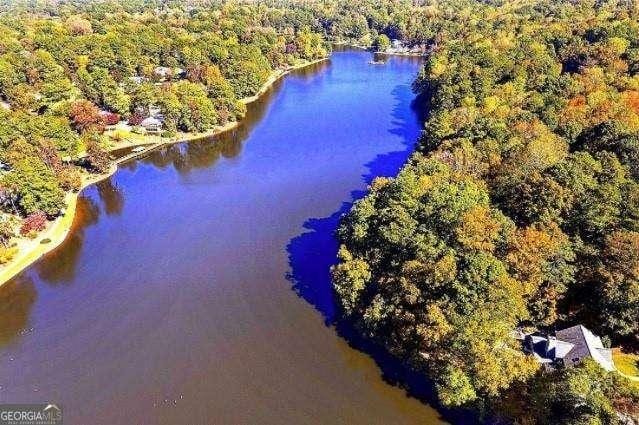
top-left (0, 49), bottom-right (447, 424)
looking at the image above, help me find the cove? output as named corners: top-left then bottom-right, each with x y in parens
top-left (0, 50), bottom-right (448, 424)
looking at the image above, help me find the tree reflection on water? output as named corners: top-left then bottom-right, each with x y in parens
top-left (0, 277), bottom-right (37, 349)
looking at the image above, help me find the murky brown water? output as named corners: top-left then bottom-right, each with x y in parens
top-left (0, 51), bottom-right (448, 424)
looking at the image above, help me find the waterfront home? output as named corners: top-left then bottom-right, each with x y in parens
top-left (522, 325), bottom-right (615, 371)
top-left (140, 116), bottom-right (163, 134)
top-left (409, 44), bottom-right (427, 55)
top-left (114, 121), bottom-right (132, 132)
top-left (390, 39), bottom-right (409, 54)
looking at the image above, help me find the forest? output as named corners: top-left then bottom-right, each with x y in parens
top-left (0, 0), bottom-right (327, 263)
top-left (328, 0), bottom-right (639, 423)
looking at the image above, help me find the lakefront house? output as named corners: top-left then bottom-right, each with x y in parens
top-left (140, 116), bottom-right (163, 134)
top-left (521, 324), bottom-right (615, 371)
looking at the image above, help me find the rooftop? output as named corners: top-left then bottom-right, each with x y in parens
top-left (140, 116), bottom-right (162, 127)
top-left (523, 325), bottom-right (615, 372)
top-left (556, 325), bottom-right (615, 371)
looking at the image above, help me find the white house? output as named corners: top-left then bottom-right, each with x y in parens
top-left (140, 116), bottom-right (163, 134)
top-left (153, 66), bottom-right (185, 81)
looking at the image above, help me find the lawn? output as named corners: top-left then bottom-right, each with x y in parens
top-left (613, 349), bottom-right (639, 381)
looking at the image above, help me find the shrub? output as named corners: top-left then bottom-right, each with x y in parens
top-left (103, 112), bottom-right (120, 126)
top-left (0, 246), bottom-right (17, 264)
top-left (20, 211), bottom-right (47, 237)
top-left (69, 100), bottom-right (105, 133)
top-left (57, 167), bottom-right (82, 191)
top-left (372, 34), bottom-right (390, 52)
top-left (128, 111), bottom-right (144, 126)
top-left (86, 139), bottom-right (110, 173)
top-left (0, 218), bottom-right (14, 247)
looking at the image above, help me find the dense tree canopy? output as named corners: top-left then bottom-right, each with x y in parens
top-left (330, 0), bottom-right (639, 422)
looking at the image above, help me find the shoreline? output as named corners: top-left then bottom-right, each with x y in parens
top-left (104, 56), bottom-right (329, 157)
top-left (0, 56), bottom-right (328, 288)
top-left (333, 41), bottom-right (426, 57)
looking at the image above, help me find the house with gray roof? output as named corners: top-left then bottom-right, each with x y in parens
top-left (140, 116), bottom-right (163, 134)
top-left (523, 325), bottom-right (615, 371)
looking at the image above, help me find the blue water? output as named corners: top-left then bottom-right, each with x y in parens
top-left (0, 50), bottom-right (448, 424)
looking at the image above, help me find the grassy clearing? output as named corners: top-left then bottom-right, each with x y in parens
top-left (613, 349), bottom-right (639, 382)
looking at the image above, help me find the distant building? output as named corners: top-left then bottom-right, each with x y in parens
top-left (389, 39), bottom-right (410, 53)
top-left (409, 44), bottom-right (427, 55)
top-left (153, 66), bottom-right (185, 81)
top-left (140, 116), bottom-right (163, 133)
top-left (523, 325), bottom-right (615, 371)
top-left (128, 76), bottom-right (146, 85)
top-left (154, 66), bottom-right (172, 79)
top-left (114, 121), bottom-right (132, 132)
top-left (174, 67), bottom-right (186, 79)
top-left (148, 105), bottom-right (162, 117)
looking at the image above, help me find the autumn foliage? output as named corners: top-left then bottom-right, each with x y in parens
top-left (69, 100), bottom-right (104, 133)
top-left (332, 0), bottom-right (639, 421)
top-left (102, 112), bottom-right (120, 126)
top-left (20, 211), bottom-right (47, 236)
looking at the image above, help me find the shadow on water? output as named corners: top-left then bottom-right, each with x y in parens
top-left (36, 196), bottom-right (101, 285)
top-left (114, 63), bottom-right (286, 173)
top-left (286, 82), bottom-right (475, 424)
top-left (31, 65), bottom-right (298, 289)
top-left (132, 60), bottom-right (331, 175)
top-left (0, 277), bottom-right (37, 348)
top-left (286, 82), bottom-right (418, 324)
top-left (96, 179), bottom-right (125, 216)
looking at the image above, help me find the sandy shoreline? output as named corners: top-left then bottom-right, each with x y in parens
top-left (0, 56), bottom-right (328, 287)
